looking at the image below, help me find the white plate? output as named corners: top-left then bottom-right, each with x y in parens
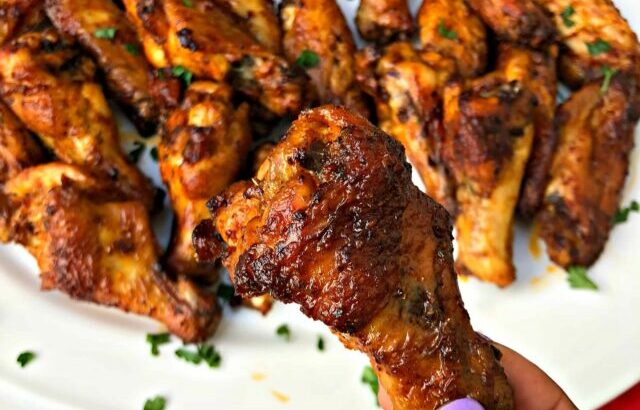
top-left (1, 1), bottom-right (640, 409)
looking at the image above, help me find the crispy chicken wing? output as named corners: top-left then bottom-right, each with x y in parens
top-left (538, 75), bottom-right (639, 268)
top-left (443, 59), bottom-right (537, 286)
top-left (0, 29), bottom-right (155, 209)
top-left (193, 106), bottom-right (513, 410)
top-left (536, 0), bottom-right (640, 88)
top-left (215, 0), bottom-right (281, 54)
top-left (280, 0), bottom-right (369, 117)
top-left (0, 100), bottom-right (44, 184)
top-left (0, 0), bottom-right (45, 45)
top-left (417, 0), bottom-right (487, 78)
top-left (355, 42), bottom-right (456, 212)
top-left (46, 0), bottom-right (162, 135)
top-left (465, 0), bottom-right (555, 48)
top-left (0, 163), bottom-right (220, 341)
top-left (355, 0), bottom-right (413, 43)
top-left (159, 81), bottom-right (251, 276)
top-left (121, 0), bottom-right (171, 68)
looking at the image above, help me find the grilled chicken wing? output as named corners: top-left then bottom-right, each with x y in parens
top-left (443, 58), bottom-right (537, 286)
top-left (122, 0), bottom-right (171, 68)
top-left (159, 81), bottom-right (251, 276)
top-left (417, 0), bottom-right (487, 78)
top-left (46, 0), bottom-right (162, 134)
top-left (215, 0), bottom-right (281, 54)
top-left (0, 0), bottom-right (45, 45)
top-left (465, 0), bottom-right (555, 48)
top-left (0, 163), bottom-right (220, 341)
top-left (538, 75), bottom-right (639, 268)
top-left (0, 100), bottom-right (44, 184)
top-left (355, 42), bottom-right (456, 212)
top-left (280, 0), bottom-right (369, 117)
top-left (355, 0), bottom-right (413, 43)
top-left (536, 0), bottom-right (640, 88)
top-left (193, 106), bottom-right (513, 410)
top-left (0, 29), bottom-right (155, 209)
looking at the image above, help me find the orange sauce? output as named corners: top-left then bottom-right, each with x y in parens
top-left (271, 390), bottom-right (290, 403)
top-left (251, 372), bottom-right (267, 382)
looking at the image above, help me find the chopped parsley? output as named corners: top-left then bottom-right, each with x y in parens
top-left (560, 5), bottom-right (575, 28)
top-left (128, 141), bottom-right (145, 163)
top-left (182, 0), bottom-right (193, 7)
top-left (124, 43), bottom-right (140, 55)
top-left (437, 19), bottom-right (457, 40)
top-left (94, 27), bottom-right (117, 40)
top-left (600, 65), bottom-right (618, 94)
top-left (317, 336), bottom-right (325, 351)
top-left (567, 266), bottom-right (598, 290)
top-left (17, 351), bottom-right (35, 368)
top-left (614, 200), bottom-right (639, 224)
top-left (276, 324), bottom-right (291, 341)
top-left (143, 395), bottom-right (166, 410)
top-left (216, 283), bottom-right (235, 302)
top-left (150, 146), bottom-right (159, 161)
top-left (361, 366), bottom-right (379, 406)
top-left (295, 50), bottom-right (320, 69)
top-left (171, 65), bottom-right (193, 86)
top-left (587, 38), bottom-right (611, 56)
top-left (146, 332), bottom-right (171, 356)
top-left (175, 344), bottom-right (221, 368)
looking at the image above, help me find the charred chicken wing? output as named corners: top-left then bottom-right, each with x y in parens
top-left (194, 106), bottom-right (513, 410)
top-left (0, 100), bottom-right (44, 184)
top-left (0, 0), bottom-right (45, 45)
top-left (355, 0), bottom-right (413, 43)
top-left (215, 0), bottom-right (281, 53)
top-left (121, 0), bottom-right (171, 68)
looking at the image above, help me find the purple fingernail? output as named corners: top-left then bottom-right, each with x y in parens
top-left (438, 398), bottom-right (485, 410)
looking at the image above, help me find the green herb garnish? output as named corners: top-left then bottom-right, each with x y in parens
top-left (614, 200), bottom-right (639, 224)
top-left (276, 324), bottom-right (291, 341)
top-left (171, 65), bottom-right (193, 86)
top-left (560, 5), bottom-right (575, 28)
top-left (216, 283), bottom-right (235, 302)
top-left (128, 141), bottom-right (145, 163)
top-left (437, 19), bottom-right (457, 40)
top-left (146, 332), bottom-right (171, 356)
top-left (317, 336), bottom-right (325, 351)
top-left (17, 351), bottom-right (35, 368)
top-left (295, 50), bottom-right (320, 69)
top-left (150, 146), bottom-right (159, 161)
top-left (600, 65), bottom-right (618, 94)
top-left (94, 27), bottom-right (117, 40)
top-left (361, 366), bottom-right (379, 406)
top-left (567, 266), bottom-right (598, 290)
top-left (124, 43), bottom-right (140, 55)
top-left (175, 344), bottom-right (221, 368)
top-left (182, 0), bottom-right (193, 7)
top-left (587, 38), bottom-right (611, 56)
top-left (143, 395), bottom-right (166, 410)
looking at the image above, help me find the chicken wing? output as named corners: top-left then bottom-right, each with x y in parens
top-left (193, 106), bottom-right (513, 410)
top-left (214, 0), bottom-right (281, 54)
top-left (355, 42), bottom-right (456, 212)
top-left (0, 29), bottom-right (156, 209)
top-left (443, 60), bottom-right (537, 286)
top-left (417, 0), bottom-right (487, 78)
top-left (0, 163), bottom-right (220, 341)
top-left (0, 100), bottom-right (44, 184)
top-left (159, 81), bottom-right (251, 276)
top-left (121, 0), bottom-right (171, 68)
top-left (46, 0), bottom-right (162, 135)
top-left (538, 74), bottom-right (639, 268)
top-left (465, 0), bottom-right (555, 48)
top-left (280, 0), bottom-right (369, 117)
top-left (355, 0), bottom-right (413, 43)
top-left (536, 0), bottom-right (640, 88)
top-left (0, 0), bottom-right (45, 45)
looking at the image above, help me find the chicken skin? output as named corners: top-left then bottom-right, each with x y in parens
top-left (0, 29), bottom-right (155, 209)
top-left (0, 0), bottom-right (45, 45)
top-left (355, 42), bottom-right (456, 212)
top-left (417, 0), bottom-right (487, 78)
top-left (159, 81), bottom-right (251, 276)
top-left (443, 56), bottom-right (538, 287)
top-left (355, 0), bottom-right (413, 43)
top-left (538, 74), bottom-right (639, 268)
top-left (193, 106), bottom-right (513, 410)
top-left (0, 163), bottom-right (220, 341)
top-left (536, 0), bottom-right (640, 88)
top-left (215, 0), bottom-right (281, 54)
top-left (46, 0), bottom-right (162, 134)
top-left (280, 0), bottom-right (369, 117)
top-left (121, 0), bottom-right (171, 68)
top-left (0, 100), bottom-right (44, 184)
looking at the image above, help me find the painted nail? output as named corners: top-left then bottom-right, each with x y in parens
top-left (438, 398), bottom-right (485, 410)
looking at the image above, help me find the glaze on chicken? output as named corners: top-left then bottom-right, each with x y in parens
top-left (0, 100), bottom-right (44, 185)
top-left (356, 0), bottom-right (413, 43)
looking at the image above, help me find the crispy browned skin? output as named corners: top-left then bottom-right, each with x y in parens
top-left (538, 75), bottom-right (639, 268)
top-left (355, 42), bottom-right (456, 212)
top-left (0, 29), bottom-right (155, 209)
top-left (0, 100), bottom-right (44, 184)
top-left (417, 0), bottom-right (487, 78)
top-left (194, 106), bottom-right (513, 410)
top-left (355, 0), bottom-right (413, 43)
top-left (465, 0), bottom-right (555, 48)
top-left (536, 0), bottom-right (640, 88)
top-left (0, 163), bottom-right (220, 341)
top-left (215, 0), bottom-right (281, 53)
top-left (122, 0), bottom-right (171, 68)
top-left (0, 0), bottom-right (44, 45)
top-left (159, 81), bottom-right (251, 276)
top-left (496, 44), bottom-right (558, 218)
top-left (281, 0), bottom-right (369, 117)
top-left (45, 0), bottom-right (162, 134)
top-left (443, 60), bottom-right (538, 287)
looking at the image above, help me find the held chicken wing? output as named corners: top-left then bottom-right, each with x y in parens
top-left (0, 0), bottom-right (45, 45)
top-left (280, 0), bottom-right (369, 117)
top-left (465, 0), bottom-right (555, 48)
top-left (193, 106), bottom-right (513, 410)
top-left (355, 42), bottom-right (456, 212)
top-left (45, 0), bottom-right (162, 134)
top-left (0, 100), bottom-right (44, 184)
top-left (355, 0), bottom-right (413, 43)
top-left (214, 0), bottom-right (281, 54)
top-left (536, 0), bottom-right (640, 88)
top-left (417, 0), bottom-right (487, 78)
top-left (0, 163), bottom-right (220, 341)
top-left (443, 59), bottom-right (537, 286)
top-left (159, 81), bottom-right (251, 276)
top-left (0, 29), bottom-right (156, 209)
top-left (538, 74), bottom-right (639, 268)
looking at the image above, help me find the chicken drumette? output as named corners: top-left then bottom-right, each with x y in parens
top-left (194, 106), bottom-right (513, 410)
top-left (355, 0), bottom-right (413, 43)
top-left (0, 100), bottom-right (44, 185)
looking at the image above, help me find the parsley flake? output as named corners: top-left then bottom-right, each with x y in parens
top-left (175, 344), bottom-right (221, 368)
top-left (567, 266), bottom-right (598, 290)
top-left (216, 283), bottom-right (235, 302)
top-left (317, 336), bottom-right (325, 351)
top-left (175, 347), bottom-right (202, 364)
top-left (17, 351), bottom-right (35, 368)
top-left (276, 324), bottom-right (291, 341)
top-left (146, 332), bottom-right (171, 356)
top-left (143, 395), bottom-right (166, 410)
top-left (171, 65), bottom-right (193, 86)
top-left (437, 19), bottom-right (457, 40)
top-left (128, 141), bottom-right (145, 163)
top-left (182, 0), bottom-right (193, 7)
top-left (295, 50), bottom-right (320, 69)
top-left (560, 5), bottom-right (575, 28)
top-left (150, 146), bottom-right (159, 161)
top-left (361, 366), bottom-right (379, 406)
top-left (94, 27), bottom-right (117, 40)
top-left (600, 65), bottom-right (618, 94)
top-left (587, 38), bottom-right (611, 56)
top-left (124, 43), bottom-right (140, 55)
top-left (614, 200), bottom-right (639, 224)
